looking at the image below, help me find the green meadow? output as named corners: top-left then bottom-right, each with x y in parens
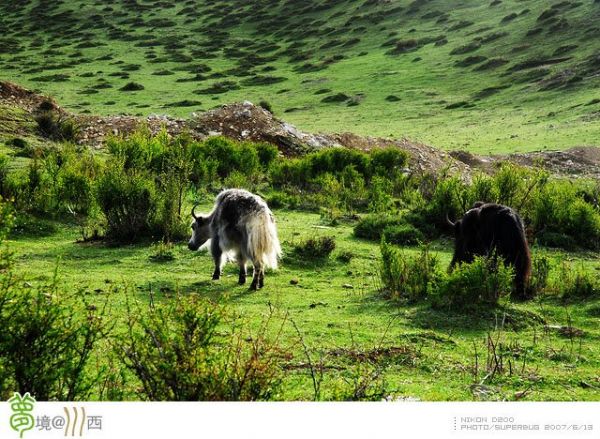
top-left (5, 209), bottom-right (600, 400)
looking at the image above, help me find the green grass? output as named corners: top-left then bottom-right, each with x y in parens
top-left (1, 0), bottom-right (599, 153)
top-left (6, 209), bottom-right (600, 400)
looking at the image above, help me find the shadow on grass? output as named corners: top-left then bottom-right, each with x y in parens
top-left (407, 304), bottom-right (546, 333)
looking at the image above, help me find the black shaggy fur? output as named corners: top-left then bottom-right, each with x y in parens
top-left (449, 202), bottom-right (532, 299)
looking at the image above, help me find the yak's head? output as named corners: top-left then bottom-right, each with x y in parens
top-left (447, 204), bottom-right (483, 264)
top-left (188, 204), bottom-right (211, 251)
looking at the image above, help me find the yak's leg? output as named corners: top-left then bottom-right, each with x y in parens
top-left (258, 267), bottom-right (265, 289)
top-left (211, 238), bottom-right (223, 280)
top-left (238, 255), bottom-right (248, 285)
top-left (250, 261), bottom-right (263, 290)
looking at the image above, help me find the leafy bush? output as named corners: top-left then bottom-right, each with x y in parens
top-left (258, 100), bottom-right (274, 113)
top-left (0, 269), bottom-right (107, 400)
top-left (117, 294), bottom-right (286, 401)
top-left (35, 111), bottom-right (79, 142)
top-left (555, 264), bottom-right (600, 302)
top-left (96, 165), bottom-right (156, 242)
top-left (119, 82), bottom-right (145, 91)
top-left (0, 155), bottom-right (8, 196)
top-left (432, 256), bottom-right (514, 310)
top-left (0, 196), bottom-right (14, 242)
top-left (368, 175), bottom-right (394, 213)
top-left (354, 215), bottom-right (405, 240)
top-left (191, 136), bottom-right (264, 182)
top-left (527, 255), bottom-right (550, 298)
top-left (379, 240), bottom-right (441, 302)
top-left (422, 175), bottom-right (466, 230)
top-left (369, 148), bottom-right (408, 176)
top-left (382, 223), bottom-right (424, 246)
top-left (531, 182), bottom-right (600, 250)
top-left (266, 191), bottom-right (301, 209)
top-left (293, 236), bottom-right (336, 259)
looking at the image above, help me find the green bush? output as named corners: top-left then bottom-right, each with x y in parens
top-left (0, 196), bottom-right (14, 242)
top-left (266, 190), bottom-right (301, 209)
top-left (293, 236), bottom-right (336, 259)
top-left (555, 264), bottom-right (600, 302)
top-left (531, 182), bottom-right (600, 250)
top-left (96, 165), bottom-right (157, 242)
top-left (117, 294), bottom-right (285, 401)
top-left (379, 240), bottom-right (441, 302)
top-left (0, 155), bottom-right (8, 197)
top-left (0, 269), bottom-right (107, 400)
top-left (368, 175), bottom-right (394, 213)
top-left (421, 175), bottom-right (466, 231)
top-left (192, 137), bottom-right (262, 180)
top-left (255, 142), bottom-right (279, 170)
top-left (369, 147), bottom-right (408, 176)
top-left (258, 100), bottom-right (274, 113)
top-left (432, 256), bottom-right (514, 310)
top-left (527, 255), bottom-right (550, 298)
top-left (382, 223), bottom-right (424, 246)
top-left (34, 111), bottom-right (79, 142)
top-left (354, 215), bottom-right (405, 240)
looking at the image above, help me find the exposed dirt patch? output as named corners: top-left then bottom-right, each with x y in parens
top-left (0, 81), bottom-right (60, 112)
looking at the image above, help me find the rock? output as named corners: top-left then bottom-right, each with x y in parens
top-left (342, 283), bottom-right (354, 289)
top-left (290, 278), bottom-right (299, 285)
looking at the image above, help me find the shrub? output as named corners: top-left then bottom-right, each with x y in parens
top-left (382, 223), bottom-right (424, 246)
top-left (119, 82), bottom-right (145, 91)
top-left (0, 155), bottom-right (8, 197)
top-left (531, 181), bottom-right (600, 250)
top-left (336, 251), bottom-right (354, 263)
top-left (369, 148), bottom-right (408, 176)
top-left (191, 137), bottom-right (262, 180)
top-left (432, 256), bottom-right (514, 310)
top-left (379, 240), bottom-right (441, 302)
top-left (59, 169), bottom-right (94, 215)
top-left (293, 236), bottom-right (336, 259)
top-left (258, 100), bottom-right (273, 113)
top-left (7, 137), bottom-right (27, 149)
top-left (555, 264), bottom-right (600, 302)
top-left (255, 142), bottom-right (279, 170)
top-left (0, 269), bottom-right (107, 400)
top-left (526, 255), bottom-right (550, 297)
top-left (266, 191), bottom-right (301, 209)
top-left (354, 215), bottom-right (405, 240)
top-left (96, 165), bottom-right (157, 242)
top-left (35, 111), bottom-right (79, 142)
top-left (0, 196), bottom-right (14, 242)
top-left (421, 176), bottom-right (466, 231)
top-left (117, 294), bottom-right (285, 401)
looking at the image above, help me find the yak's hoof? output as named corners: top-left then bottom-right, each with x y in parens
top-left (238, 277), bottom-right (246, 285)
top-left (212, 274), bottom-right (220, 281)
top-left (249, 282), bottom-right (259, 291)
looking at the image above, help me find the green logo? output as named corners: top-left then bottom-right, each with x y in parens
top-left (8, 392), bottom-right (35, 438)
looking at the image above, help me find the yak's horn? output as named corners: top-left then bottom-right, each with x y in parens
top-left (191, 203), bottom-right (200, 220)
top-left (446, 213), bottom-right (455, 228)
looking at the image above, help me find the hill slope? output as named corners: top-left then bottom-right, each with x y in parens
top-left (0, 0), bottom-right (599, 153)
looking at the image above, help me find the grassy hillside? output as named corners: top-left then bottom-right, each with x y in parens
top-left (0, 0), bottom-right (599, 153)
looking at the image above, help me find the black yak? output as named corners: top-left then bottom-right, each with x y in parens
top-left (447, 202), bottom-right (532, 299)
top-left (188, 189), bottom-right (282, 290)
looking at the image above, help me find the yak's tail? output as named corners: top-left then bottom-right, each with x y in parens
top-left (246, 210), bottom-right (282, 269)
